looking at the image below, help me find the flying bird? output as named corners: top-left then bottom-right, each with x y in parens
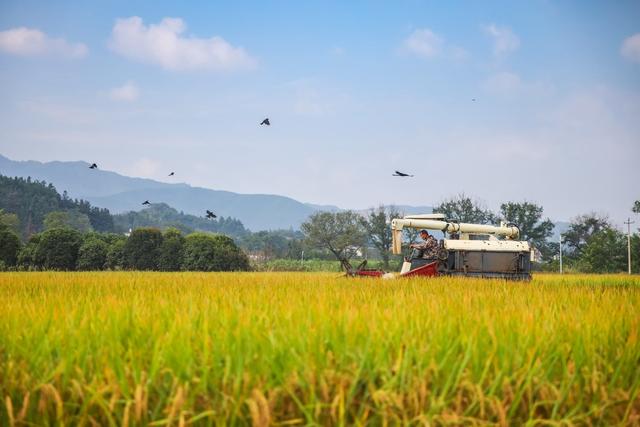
top-left (206, 210), bottom-right (217, 219)
top-left (392, 170), bottom-right (414, 177)
top-left (472, 98), bottom-right (477, 102)
top-left (260, 118), bottom-right (270, 126)
top-left (168, 172), bottom-right (175, 176)
top-left (142, 200), bottom-right (151, 205)
top-left (89, 163), bottom-right (98, 169)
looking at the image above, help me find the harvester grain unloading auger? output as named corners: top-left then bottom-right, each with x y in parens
top-left (348, 214), bottom-right (533, 280)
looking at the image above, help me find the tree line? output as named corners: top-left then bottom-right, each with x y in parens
top-left (0, 224), bottom-right (249, 271)
top-left (300, 194), bottom-right (640, 274)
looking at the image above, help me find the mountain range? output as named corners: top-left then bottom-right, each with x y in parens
top-left (0, 155), bottom-right (432, 231)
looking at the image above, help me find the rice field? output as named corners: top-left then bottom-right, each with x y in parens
top-left (1, 272), bottom-right (639, 426)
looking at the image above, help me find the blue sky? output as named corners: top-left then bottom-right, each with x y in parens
top-left (1, 1), bottom-right (639, 225)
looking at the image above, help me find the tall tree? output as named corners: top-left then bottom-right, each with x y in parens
top-left (123, 228), bottom-right (164, 270)
top-left (499, 201), bottom-right (555, 259)
top-left (0, 228), bottom-right (21, 268)
top-left (301, 211), bottom-right (366, 268)
top-left (433, 194), bottom-right (496, 224)
top-left (158, 228), bottom-right (185, 271)
top-left (563, 213), bottom-right (611, 257)
top-left (579, 228), bottom-right (627, 273)
top-left (360, 205), bottom-right (400, 269)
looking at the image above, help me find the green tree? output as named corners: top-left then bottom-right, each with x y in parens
top-left (301, 211), bottom-right (367, 268)
top-left (563, 214), bottom-right (611, 257)
top-left (182, 233), bottom-right (250, 271)
top-left (0, 229), bottom-right (21, 268)
top-left (0, 209), bottom-right (20, 235)
top-left (499, 201), bottom-right (555, 259)
top-left (105, 239), bottom-right (126, 270)
top-left (579, 228), bottom-right (626, 273)
top-left (17, 234), bottom-right (43, 270)
top-left (360, 205), bottom-right (401, 269)
top-left (35, 228), bottom-right (82, 270)
top-left (44, 210), bottom-right (93, 232)
top-left (433, 194), bottom-right (496, 224)
top-left (158, 228), bottom-right (185, 271)
top-left (76, 237), bottom-right (108, 270)
top-left (123, 228), bottom-right (163, 270)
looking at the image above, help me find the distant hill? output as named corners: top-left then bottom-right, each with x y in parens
top-left (0, 155), bottom-right (340, 231)
top-left (112, 202), bottom-right (248, 238)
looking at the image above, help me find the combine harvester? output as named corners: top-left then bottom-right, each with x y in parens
top-left (351, 214), bottom-right (532, 280)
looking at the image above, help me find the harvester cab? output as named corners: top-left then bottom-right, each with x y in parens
top-left (391, 214), bottom-right (532, 280)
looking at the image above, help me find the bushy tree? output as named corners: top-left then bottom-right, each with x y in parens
top-left (500, 201), bottom-right (555, 259)
top-left (105, 239), bottom-right (126, 270)
top-left (123, 228), bottom-right (163, 270)
top-left (433, 194), bottom-right (496, 224)
top-left (301, 211), bottom-right (367, 267)
top-left (0, 229), bottom-right (21, 268)
top-left (35, 228), bottom-right (82, 270)
top-left (158, 228), bottom-right (185, 271)
top-left (0, 209), bottom-right (20, 235)
top-left (18, 234), bottom-right (43, 269)
top-left (182, 233), bottom-right (250, 271)
top-left (563, 213), bottom-right (611, 257)
top-left (44, 210), bottom-right (93, 232)
top-left (360, 205), bottom-right (401, 269)
top-left (579, 228), bottom-right (627, 273)
top-left (77, 237), bottom-right (108, 270)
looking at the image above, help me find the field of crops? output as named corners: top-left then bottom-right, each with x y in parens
top-left (1, 272), bottom-right (639, 426)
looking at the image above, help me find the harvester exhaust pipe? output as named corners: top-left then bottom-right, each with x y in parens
top-left (390, 217), bottom-right (520, 255)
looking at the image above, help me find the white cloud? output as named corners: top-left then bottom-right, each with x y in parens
top-left (108, 16), bottom-right (256, 71)
top-left (108, 81), bottom-right (140, 102)
top-left (621, 33), bottom-right (640, 63)
top-left (483, 24), bottom-right (520, 57)
top-left (0, 27), bottom-right (87, 58)
top-left (403, 28), bottom-right (443, 58)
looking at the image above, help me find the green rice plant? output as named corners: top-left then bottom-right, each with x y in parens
top-left (0, 272), bottom-right (638, 425)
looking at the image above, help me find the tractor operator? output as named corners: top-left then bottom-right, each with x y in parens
top-left (408, 229), bottom-right (439, 260)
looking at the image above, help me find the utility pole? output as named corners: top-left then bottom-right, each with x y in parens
top-left (559, 233), bottom-right (563, 274)
top-left (624, 218), bottom-right (634, 275)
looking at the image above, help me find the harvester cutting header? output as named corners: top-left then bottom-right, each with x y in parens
top-left (353, 214), bottom-right (532, 280)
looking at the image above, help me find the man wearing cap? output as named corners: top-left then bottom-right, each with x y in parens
top-left (409, 229), bottom-right (439, 260)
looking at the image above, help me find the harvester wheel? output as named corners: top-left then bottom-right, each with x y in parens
top-left (437, 248), bottom-right (449, 261)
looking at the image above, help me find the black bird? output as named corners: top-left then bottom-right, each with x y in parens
top-left (206, 210), bottom-right (217, 219)
top-left (392, 170), bottom-right (414, 177)
top-left (142, 200), bottom-right (151, 205)
top-left (472, 98), bottom-right (477, 102)
top-left (168, 172), bottom-right (175, 176)
top-left (260, 118), bottom-right (270, 126)
top-left (89, 163), bottom-right (98, 169)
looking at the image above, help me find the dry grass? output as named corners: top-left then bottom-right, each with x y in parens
top-left (1, 272), bottom-right (639, 425)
